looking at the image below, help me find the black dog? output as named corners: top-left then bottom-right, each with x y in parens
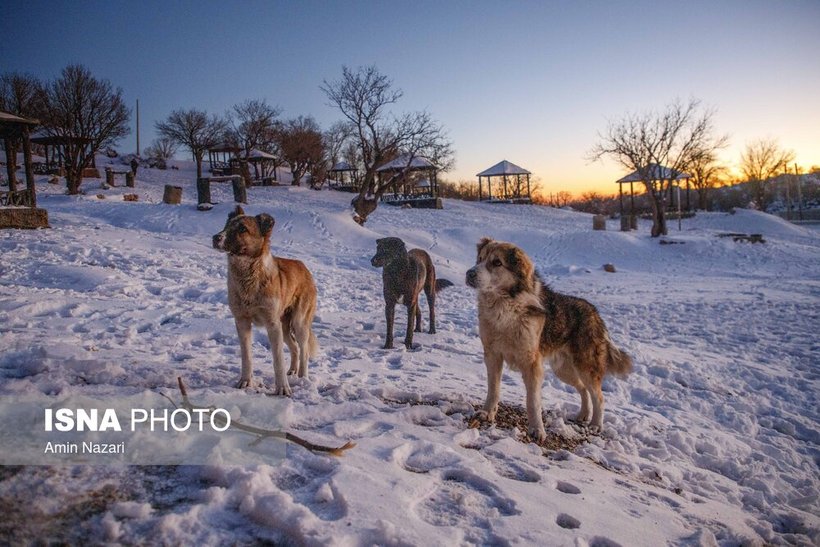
top-left (371, 237), bottom-right (453, 349)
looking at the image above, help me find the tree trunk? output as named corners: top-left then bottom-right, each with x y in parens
top-left (648, 189), bottom-right (667, 237)
top-left (195, 153), bottom-right (204, 179)
top-left (4, 140), bottom-right (18, 192)
top-left (65, 168), bottom-right (83, 195)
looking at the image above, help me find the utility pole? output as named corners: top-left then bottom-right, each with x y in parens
top-left (795, 163), bottom-right (803, 222)
top-left (136, 99), bottom-right (140, 157)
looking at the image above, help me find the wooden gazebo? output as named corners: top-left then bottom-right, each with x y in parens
top-left (1, 110), bottom-right (48, 228)
top-left (246, 148), bottom-right (279, 184)
top-left (208, 142), bottom-right (239, 175)
top-left (376, 153), bottom-right (440, 208)
top-left (477, 160), bottom-right (532, 203)
top-left (616, 164), bottom-right (692, 215)
top-left (30, 130), bottom-right (94, 175)
top-left (328, 161), bottom-right (360, 192)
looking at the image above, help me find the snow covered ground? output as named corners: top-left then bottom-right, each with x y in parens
top-left (0, 160), bottom-right (818, 545)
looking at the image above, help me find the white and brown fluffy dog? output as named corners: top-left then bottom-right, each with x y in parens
top-left (466, 238), bottom-right (631, 440)
top-left (212, 206), bottom-right (318, 395)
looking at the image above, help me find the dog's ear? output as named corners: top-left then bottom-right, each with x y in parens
top-left (255, 213), bottom-right (275, 237)
top-left (227, 205), bottom-right (245, 221)
top-left (476, 237), bottom-right (493, 259)
top-left (506, 246), bottom-right (535, 297)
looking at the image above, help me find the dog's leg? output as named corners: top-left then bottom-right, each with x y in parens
top-left (574, 386), bottom-right (592, 424)
top-left (292, 321), bottom-right (310, 379)
top-left (425, 285), bottom-right (436, 334)
top-left (522, 360), bottom-right (547, 442)
top-left (235, 317), bottom-right (254, 388)
top-left (414, 301), bottom-right (422, 333)
top-left (404, 301), bottom-right (417, 348)
top-left (589, 383), bottom-right (605, 431)
top-left (384, 302), bottom-right (395, 349)
top-left (265, 320), bottom-right (292, 396)
top-left (284, 331), bottom-right (299, 376)
top-left (475, 351), bottom-right (503, 423)
top-left (282, 315), bottom-right (298, 376)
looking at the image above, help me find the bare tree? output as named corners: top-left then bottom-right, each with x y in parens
top-left (688, 150), bottom-right (728, 211)
top-left (228, 99), bottom-right (281, 158)
top-left (321, 65), bottom-right (453, 224)
top-left (324, 120), bottom-right (353, 167)
top-left (144, 136), bottom-right (178, 162)
top-left (38, 65), bottom-right (130, 194)
top-left (739, 138), bottom-right (795, 210)
top-left (277, 116), bottom-right (325, 187)
top-left (589, 98), bottom-right (725, 236)
top-left (155, 109), bottom-right (227, 179)
top-left (0, 72), bottom-right (45, 192)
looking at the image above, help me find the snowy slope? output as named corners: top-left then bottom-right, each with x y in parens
top-left (0, 160), bottom-right (818, 545)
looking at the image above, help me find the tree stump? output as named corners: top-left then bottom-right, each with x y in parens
top-left (0, 208), bottom-right (50, 229)
top-left (231, 175), bottom-right (247, 204)
top-left (593, 215), bottom-right (606, 231)
top-left (620, 215), bottom-right (632, 231)
top-left (197, 177), bottom-right (211, 206)
top-left (163, 185), bottom-right (182, 205)
top-left (105, 169), bottom-right (115, 187)
top-left (126, 172), bottom-right (135, 188)
top-left (630, 215), bottom-right (638, 230)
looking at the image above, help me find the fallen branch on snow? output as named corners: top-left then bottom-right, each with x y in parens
top-left (175, 377), bottom-right (355, 456)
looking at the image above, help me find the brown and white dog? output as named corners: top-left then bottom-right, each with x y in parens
top-left (371, 237), bottom-right (452, 349)
top-left (212, 206), bottom-right (318, 395)
top-left (466, 238), bottom-right (631, 440)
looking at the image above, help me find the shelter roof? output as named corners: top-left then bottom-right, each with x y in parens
top-left (330, 161), bottom-right (357, 172)
top-left (616, 163), bottom-right (691, 183)
top-left (376, 154), bottom-right (436, 172)
top-left (476, 160), bottom-right (531, 177)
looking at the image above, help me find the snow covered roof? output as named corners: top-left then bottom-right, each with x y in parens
top-left (476, 160), bottom-right (531, 177)
top-left (330, 161), bottom-right (357, 172)
top-left (0, 110), bottom-right (38, 125)
top-left (209, 142), bottom-right (239, 153)
top-left (247, 148), bottom-right (276, 160)
top-left (376, 154), bottom-right (436, 172)
top-left (617, 164), bottom-right (691, 183)
top-left (415, 178), bottom-right (431, 188)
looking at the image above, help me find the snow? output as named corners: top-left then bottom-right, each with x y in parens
top-left (0, 158), bottom-right (818, 545)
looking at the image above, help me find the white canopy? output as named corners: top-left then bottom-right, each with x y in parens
top-left (616, 164), bottom-right (691, 183)
top-left (476, 160), bottom-right (531, 177)
top-left (376, 154), bottom-right (436, 172)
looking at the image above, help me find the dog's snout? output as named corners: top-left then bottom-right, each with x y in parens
top-left (466, 267), bottom-right (477, 287)
top-left (212, 233), bottom-right (225, 250)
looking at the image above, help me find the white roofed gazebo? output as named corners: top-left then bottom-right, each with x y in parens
top-left (616, 163), bottom-right (692, 215)
top-left (376, 153), bottom-right (439, 203)
top-left (477, 160), bottom-right (532, 203)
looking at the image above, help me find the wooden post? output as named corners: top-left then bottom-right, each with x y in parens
top-left (105, 168), bottom-right (114, 187)
top-left (593, 215), bottom-right (606, 231)
top-left (620, 215), bottom-right (631, 231)
top-left (126, 172), bottom-right (135, 188)
top-left (231, 175), bottom-right (247, 204)
top-left (197, 177), bottom-right (211, 205)
top-left (163, 185), bottom-right (182, 205)
top-left (22, 127), bottom-right (36, 208)
top-left (630, 215), bottom-right (638, 230)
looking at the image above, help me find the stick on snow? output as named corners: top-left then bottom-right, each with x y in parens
top-left (176, 377), bottom-right (355, 456)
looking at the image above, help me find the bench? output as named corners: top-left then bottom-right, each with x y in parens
top-left (105, 168), bottom-right (135, 188)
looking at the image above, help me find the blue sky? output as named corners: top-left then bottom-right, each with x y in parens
top-left (3, 0), bottom-right (818, 194)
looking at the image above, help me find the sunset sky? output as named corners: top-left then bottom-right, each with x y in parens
top-left (3, 0), bottom-right (818, 196)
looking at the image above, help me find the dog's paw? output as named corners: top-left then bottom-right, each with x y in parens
top-left (472, 409), bottom-right (495, 423)
top-left (273, 383), bottom-right (293, 397)
top-left (529, 426), bottom-right (548, 444)
top-left (383, 342), bottom-right (394, 350)
top-left (235, 377), bottom-right (253, 389)
top-left (428, 327), bottom-right (436, 334)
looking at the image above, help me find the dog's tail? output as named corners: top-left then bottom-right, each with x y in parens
top-left (435, 278), bottom-right (454, 292)
top-left (307, 329), bottom-right (319, 359)
top-left (605, 334), bottom-right (632, 378)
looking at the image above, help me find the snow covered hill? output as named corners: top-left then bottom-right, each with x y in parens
top-left (1, 160), bottom-right (818, 545)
